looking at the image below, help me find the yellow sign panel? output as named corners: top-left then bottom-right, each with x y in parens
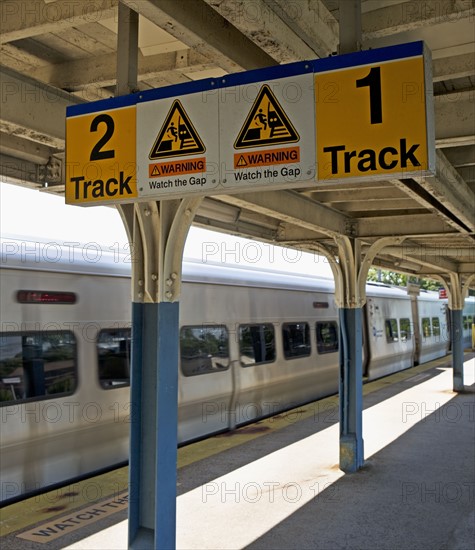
top-left (149, 100), bottom-right (205, 159)
top-left (66, 106), bottom-right (137, 204)
top-left (316, 56), bottom-right (429, 181)
top-left (234, 84), bottom-right (299, 149)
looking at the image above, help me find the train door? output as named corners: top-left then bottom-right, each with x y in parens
top-left (410, 295), bottom-right (421, 365)
top-left (177, 323), bottom-right (234, 442)
top-left (362, 303), bottom-right (370, 378)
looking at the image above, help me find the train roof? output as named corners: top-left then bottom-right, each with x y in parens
top-left (1, 236), bottom-right (131, 277)
top-left (182, 259), bottom-right (336, 292)
top-left (1, 236), bottom-right (471, 304)
top-left (0, 236), bottom-right (336, 292)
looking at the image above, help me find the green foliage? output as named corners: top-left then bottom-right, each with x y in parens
top-left (367, 268), bottom-right (442, 291)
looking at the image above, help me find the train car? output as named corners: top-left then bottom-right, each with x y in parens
top-left (364, 283), bottom-right (451, 379)
top-left (461, 298), bottom-right (475, 350)
top-left (0, 238), bottom-right (468, 503)
top-left (0, 241), bottom-right (132, 504)
top-left (177, 263), bottom-right (340, 441)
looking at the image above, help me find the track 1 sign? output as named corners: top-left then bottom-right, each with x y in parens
top-left (315, 42), bottom-right (434, 182)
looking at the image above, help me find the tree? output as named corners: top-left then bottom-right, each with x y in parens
top-left (367, 268), bottom-right (442, 291)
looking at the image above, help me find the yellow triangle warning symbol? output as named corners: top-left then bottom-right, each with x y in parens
top-left (234, 84), bottom-right (299, 149)
top-left (149, 100), bottom-right (206, 160)
top-left (150, 165), bottom-right (160, 176)
top-left (236, 155), bottom-right (248, 167)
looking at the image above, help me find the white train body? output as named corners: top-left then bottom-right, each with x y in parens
top-left (0, 240), bottom-right (473, 502)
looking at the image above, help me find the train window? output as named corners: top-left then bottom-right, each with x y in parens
top-left (385, 319), bottom-right (399, 343)
top-left (316, 322), bottom-right (339, 354)
top-left (0, 331), bottom-right (76, 405)
top-left (463, 316), bottom-right (468, 330)
top-left (422, 317), bottom-right (432, 338)
top-left (97, 329), bottom-right (131, 389)
top-left (399, 318), bottom-right (412, 342)
top-left (180, 325), bottom-right (229, 376)
top-left (239, 324), bottom-right (275, 366)
top-left (282, 323), bottom-right (311, 359)
top-left (432, 317), bottom-right (441, 337)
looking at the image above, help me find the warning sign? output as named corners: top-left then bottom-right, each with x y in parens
top-left (149, 157), bottom-right (206, 177)
top-left (17, 492), bottom-right (128, 543)
top-left (220, 73), bottom-right (316, 191)
top-left (234, 85), bottom-right (299, 149)
top-left (234, 146), bottom-right (300, 169)
top-left (137, 90), bottom-right (219, 198)
top-left (149, 100), bottom-right (205, 159)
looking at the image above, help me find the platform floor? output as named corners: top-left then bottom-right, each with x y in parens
top-left (2, 353), bottom-right (474, 550)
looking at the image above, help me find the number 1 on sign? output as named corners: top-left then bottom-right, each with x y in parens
top-left (356, 66), bottom-right (382, 125)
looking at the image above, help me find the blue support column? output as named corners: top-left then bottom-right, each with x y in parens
top-left (129, 301), bottom-right (179, 549)
top-left (450, 308), bottom-right (464, 392)
top-left (339, 307), bottom-right (364, 472)
top-left (128, 301), bottom-right (143, 545)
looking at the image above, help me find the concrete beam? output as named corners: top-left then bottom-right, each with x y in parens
top-left (435, 91), bottom-right (475, 146)
top-left (375, 245), bottom-right (460, 273)
top-left (0, 132), bottom-right (55, 164)
top-left (0, 66), bottom-right (83, 148)
top-left (414, 149), bottom-right (475, 232)
top-left (203, 0), bottom-right (317, 63)
top-left (0, 0), bottom-right (118, 43)
top-left (362, 0), bottom-right (475, 40)
top-left (120, 0), bottom-right (277, 72)
top-left (217, 189), bottom-right (351, 237)
top-left (0, 152), bottom-right (40, 187)
top-left (433, 53), bottom-right (475, 82)
top-left (444, 145), bottom-right (475, 168)
top-left (262, 0), bottom-right (338, 58)
top-left (29, 49), bottom-right (214, 90)
top-left (358, 213), bottom-right (456, 238)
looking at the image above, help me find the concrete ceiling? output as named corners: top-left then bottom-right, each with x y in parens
top-left (0, 0), bottom-right (474, 286)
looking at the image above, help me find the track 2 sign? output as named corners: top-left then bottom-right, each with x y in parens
top-left (66, 102), bottom-right (138, 204)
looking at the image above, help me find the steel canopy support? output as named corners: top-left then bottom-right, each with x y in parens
top-left (435, 273), bottom-right (475, 392)
top-left (129, 300), bottom-right (179, 548)
top-left (295, 237), bottom-right (365, 472)
top-left (338, 306), bottom-right (364, 471)
top-left (114, 5), bottom-right (203, 548)
top-left (334, 0), bottom-right (366, 472)
top-left (333, 235), bottom-right (407, 472)
top-left (450, 308), bottom-right (464, 392)
top-left (339, 0), bottom-right (362, 54)
top-left (448, 273), bottom-right (465, 392)
top-left (333, 236), bottom-right (365, 472)
top-left (123, 199), bottom-right (202, 550)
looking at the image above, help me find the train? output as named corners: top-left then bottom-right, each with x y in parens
top-left (1, 238), bottom-right (474, 503)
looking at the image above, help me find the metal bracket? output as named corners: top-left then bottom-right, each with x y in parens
top-left (38, 155), bottom-right (63, 186)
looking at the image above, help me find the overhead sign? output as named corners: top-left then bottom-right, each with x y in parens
top-left (149, 100), bottom-right (206, 159)
top-left (66, 102), bottom-right (137, 204)
top-left (65, 41), bottom-right (434, 205)
top-left (220, 71), bottom-right (316, 191)
top-left (315, 42), bottom-right (434, 182)
top-left (234, 85), bottom-right (299, 149)
top-left (136, 90), bottom-right (219, 198)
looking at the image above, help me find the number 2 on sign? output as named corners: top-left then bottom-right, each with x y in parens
top-left (90, 114), bottom-right (115, 160)
top-left (356, 66), bottom-right (382, 125)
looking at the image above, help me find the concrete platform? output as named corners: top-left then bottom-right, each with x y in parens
top-left (3, 354), bottom-right (474, 549)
